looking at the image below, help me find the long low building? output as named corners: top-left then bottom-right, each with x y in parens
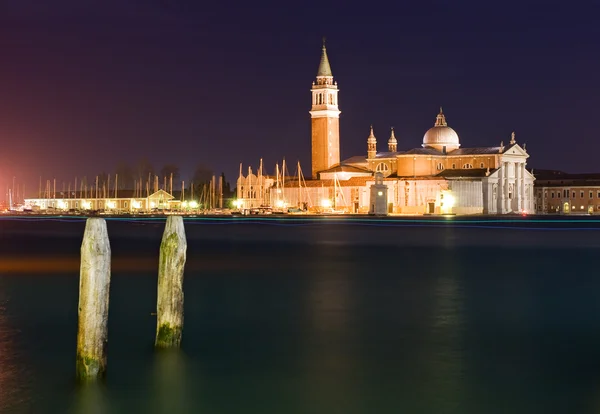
top-left (23, 189), bottom-right (188, 212)
top-left (534, 170), bottom-right (600, 214)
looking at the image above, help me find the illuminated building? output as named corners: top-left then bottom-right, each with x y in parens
top-left (236, 42), bottom-right (536, 214)
top-left (23, 189), bottom-right (180, 213)
top-left (534, 170), bottom-right (600, 214)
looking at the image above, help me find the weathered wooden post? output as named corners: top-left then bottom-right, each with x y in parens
top-left (155, 216), bottom-right (187, 348)
top-left (76, 217), bottom-right (111, 381)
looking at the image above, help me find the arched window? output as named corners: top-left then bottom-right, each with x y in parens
top-left (436, 163), bottom-right (444, 171)
top-left (462, 163), bottom-right (473, 169)
top-left (452, 163), bottom-right (456, 169)
top-left (375, 162), bottom-right (390, 176)
top-left (480, 162), bottom-right (485, 168)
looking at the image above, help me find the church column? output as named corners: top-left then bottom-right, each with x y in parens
top-left (505, 162), bottom-right (510, 213)
top-left (516, 162), bottom-right (521, 212)
top-left (502, 162), bottom-right (510, 214)
top-left (498, 163), bottom-right (504, 213)
top-left (520, 162), bottom-right (525, 211)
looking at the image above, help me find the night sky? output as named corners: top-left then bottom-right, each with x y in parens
top-left (1, 1), bottom-right (599, 195)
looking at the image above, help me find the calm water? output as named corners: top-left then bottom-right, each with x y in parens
top-left (2, 216), bottom-right (600, 413)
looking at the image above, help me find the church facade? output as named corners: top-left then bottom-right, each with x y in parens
top-left (237, 43), bottom-right (535, 215)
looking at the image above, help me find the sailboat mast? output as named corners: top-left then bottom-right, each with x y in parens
top-left (282, 159), bottom-right (286, 206)
top-left (297, 161), bottom-right (301, 208)
top-left (275, 163), bottom-right (280, 207)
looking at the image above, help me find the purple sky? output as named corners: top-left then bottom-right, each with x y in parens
top-left (0, 1), bottom-right (599, 196)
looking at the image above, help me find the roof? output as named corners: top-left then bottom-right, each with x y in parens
top-left (375, 151), bottom-right (401, 158)
top-left (317, 43), bottom-right (332, 77)
top-left (533, 169), bottom-right (600, 180)
top-left (319, 164), bottom-right (371, 174)
top-left (344, 144), bottom-right (507, 162)
top-left (386, 146), bottom-right (503, 157)
top-left (401, 147), bottom-right (443, 155)
top-left (450, 147), bottom-right (502, 155)
top-left (341, 155), bottom-right (368, 164)
top-left (533, 169), bottom-right (600, 187)
top-left (435, 168), bottom-right (495, 178)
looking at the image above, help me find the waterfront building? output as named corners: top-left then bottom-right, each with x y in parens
top-left (23, 189), bottom-right (183, 213)
top-left (534, 170), bottom-right (600, 214)
top-left (236, 41), bottom-right (536, 214)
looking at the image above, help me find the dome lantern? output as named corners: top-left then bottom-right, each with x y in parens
top-left (422, 107), bottom-right (460, 153)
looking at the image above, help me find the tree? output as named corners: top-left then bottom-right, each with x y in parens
top-left (97, 172), bottom-right (109, 186)
top-left (191, 164), bottom-right (213, 187)
top-left (136, 158), bottom-right (154, 183)
top-left (115, 162), bottom-right (134, 189)
top-left (160, 164), bottom-right (180, 182)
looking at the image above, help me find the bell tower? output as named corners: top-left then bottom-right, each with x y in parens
top-left (310, 39), bottom-right (340, 179)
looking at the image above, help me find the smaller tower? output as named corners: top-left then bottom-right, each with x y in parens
top-left (367, 125), bottom-right (377, 159)
top-left (388, 127), bottom-right (397, 152)
top-left (435, 107), bottom-right (447, 127)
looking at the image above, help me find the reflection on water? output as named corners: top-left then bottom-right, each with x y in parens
top-left (0, 301), bottom-right (28, 412)
top-left (424, 251), bottom-right (465, 411)
top-left (148, 350), bottom-right (189, 414)
top-left (302, 246), bottom-right (357, 412)
top-left (69, 382), bottom-right (111, 414)
top-left (4, 221), bottom-right (600, 413)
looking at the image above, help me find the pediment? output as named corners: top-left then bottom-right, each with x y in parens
top-left (148, 189), bottom-right (174, 200)
top-left (501, 143), bottom-right (529, 158)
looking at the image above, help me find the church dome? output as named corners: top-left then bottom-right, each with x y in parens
top-left (422, 108), bottom-right (460, 151)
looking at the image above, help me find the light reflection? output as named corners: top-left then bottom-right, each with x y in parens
top-left (70, 382), bottom-right (111, 414)
top-left (148, 349), bottom-right (188, 413)
top-left (302, 246), bottom-right (356, 410)
top-left (0, 303), bottom-right (26, 412)
top-left (423, 252), bottom-right (466, 411)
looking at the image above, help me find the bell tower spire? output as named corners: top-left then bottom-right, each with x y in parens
top-left (367, 125), bottom-right (377, 159)
top-left (388, 127), bottom-right (397, 152)
top-left (310, 38), bottom-right (340, 179)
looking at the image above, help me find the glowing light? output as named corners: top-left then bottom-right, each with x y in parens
top-left (377, 191), bottom-right (383, 196)
top-left (234, 200), bottom-right (243, 209)
top-left (182, 201), bottom-right (188, 208)
top-left (57, 200), bottom-right (67, 209)
top-left (82, 200), bottom-right (92, 210)
top-left (321, 198), bottom-right (332, 208)
top-left (132, 201), bottom-right (141, 209)
top-left (189, 201), bottom-right (198, 208)
top-left (150, 202), bottom-right (156, 208)
top-left (276, 200), bottom-right (284, 208)
top-left (440, 191), bottom-right (455, 214)
top-left (444, 194), bottom-right (455, 208)
top-left (106, 201), bottom-right (116, 209)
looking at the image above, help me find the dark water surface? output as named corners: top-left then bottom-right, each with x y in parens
top-left (2, 217), bottom-right (600, 413)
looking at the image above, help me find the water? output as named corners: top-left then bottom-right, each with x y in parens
top-left (2, 217), bottom-right (600, 413)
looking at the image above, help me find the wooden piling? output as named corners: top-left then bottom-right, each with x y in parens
top-left (76, 217), bottom-right (111, 381)
top-left (155, 216), bottom-right (187, 348)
